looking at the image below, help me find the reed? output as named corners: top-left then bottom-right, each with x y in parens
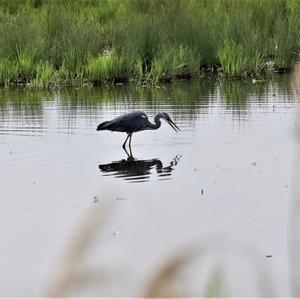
top-left (31, 62), bottom-right (58, 88)
top-left (172, 45), bottom-right (201, 78)
top-left (85, 50), bottom-right (128, 84)
top-left (149, 48), bottom-right (174, 83)
top-left (0, 0), bottom-right (299, 86)
top-left (146, 46), bottom-right (201, 84)
top-left (0, 59), bottom-right (18, 87)
top-left (217, 40), bottom-right (246, 78)
top-left (16, 46), bottom-right (37, 82)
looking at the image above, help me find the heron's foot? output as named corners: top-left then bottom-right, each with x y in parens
top-left (127, 155), bottom-right (134, 161)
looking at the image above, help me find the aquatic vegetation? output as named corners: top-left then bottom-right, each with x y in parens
top-left (16, 47), bottom-right (37, 82)
top-left (31, 62), bottom-right (58, 88)
top-left (85, 50), bottom-right (128, 83)
top-left (217, 39), bottom-right (267, 78)
top-left (0, 59), bottom-right (18, 87)
top-left (133, 57), bottom-right (145, 81)
top-left (0, 0), bottom-right (299, 86)
top-left (272, 17), bottom-right (300, 69)
top-left (149, 49), bottom-right (175, 83)
top-left (146, 46), bottom-right (201, 83)
top-left (217, 40), bottom-right (247, 78)
top-left (172, 45), bottom-right (201, 78)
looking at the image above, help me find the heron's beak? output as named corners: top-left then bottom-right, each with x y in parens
top-left (166, 119), bottom-right (180, 132)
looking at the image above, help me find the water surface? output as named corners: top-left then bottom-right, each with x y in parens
top-left (0, 76), bottom-right (298, 296)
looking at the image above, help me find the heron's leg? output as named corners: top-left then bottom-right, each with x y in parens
top-left (122, 134), bottom-right (130, 149)
top-left (128, 133), bottom-right (133, 157)
top-left (128, 133), bottom-right (133, 149)
top-left (123, 146), bottom-right (131, 158)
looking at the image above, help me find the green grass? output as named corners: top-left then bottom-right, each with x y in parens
top-left (16, 46), bottom-right (37, 82)
top-left (31, 62), bottom-right (58, 88)
top-left (0, 0), bottom-right (299, 87)
top-left (217, 38), bottom-right (266, 78)
top-left (85, 50), bottom-right (128, 83)
top-left (146, 46), bottom-right (201, 84)
top-left (217, 40), bottom-right (247, 78)
top-left (0, 59), bottom-right (18, 87)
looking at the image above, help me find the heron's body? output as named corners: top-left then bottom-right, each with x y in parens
top-left (97, 111), bottom-right (179, 155)
top-left (97, 111), bottom-right (159, 133)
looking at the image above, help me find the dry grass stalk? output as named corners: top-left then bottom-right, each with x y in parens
top-left (46, 200), bottom-right (111, 297)
top-left (144, 246), bottom-right (201, 297)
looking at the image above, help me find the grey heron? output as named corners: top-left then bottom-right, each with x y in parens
top-left (96, 111), bottom-right (180, 153)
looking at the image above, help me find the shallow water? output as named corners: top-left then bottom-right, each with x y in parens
top-left (0, 76), bottom-right (298, 296)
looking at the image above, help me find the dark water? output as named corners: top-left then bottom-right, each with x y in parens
top-left (0, 76), bottom-right (298, 296)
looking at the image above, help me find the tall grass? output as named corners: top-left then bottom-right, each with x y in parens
top-left (85, 50), bottom-right (128, 83)
top-left (31, 62), bottom-right (58, 88)
top-left (147, 46), bottom-right (201, 83)
top-left (0, 0), bottom-right (299, 86)
top-left (16, 46), bottom-right (36, 82)
top-left (217, 40), bottom-right (247, 78)
top-left (0, 59), bottom-right (18, 87)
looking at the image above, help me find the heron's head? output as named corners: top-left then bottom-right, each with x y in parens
top-left (160, 112), bottom-right (180, 132)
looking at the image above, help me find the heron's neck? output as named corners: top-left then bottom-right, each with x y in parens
top-left (148, 114), bottom-right (162, 130)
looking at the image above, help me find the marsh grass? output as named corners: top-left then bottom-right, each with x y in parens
top-left (172, 45), bottom-right (201, 78)
top-left (217, 40), bottom-right (247, 78)
top-left (272, 17), bottom-right (300, 70)
top-left (0, 59), bottom-right (18, 87)
top-left (31, 62), bottom-right (58, 88)
top-left (16, 46), bottom-right (36, 82)
top-left (217, 39), bottom-right (267, 78)
top-left (0, 0), bottom-right (299, 86)
top-left (85, 50), bottom-right (128, 84)
top-left (146, 46), bottom-right (202, 84)
top-left (149, 49), bottom-right (174, 83)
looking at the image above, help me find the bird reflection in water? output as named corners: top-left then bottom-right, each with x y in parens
top-left (98, 155), bottom-right (181, 183)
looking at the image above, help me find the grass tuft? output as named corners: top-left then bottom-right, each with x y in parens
top-left (85, 50), bottom-right (128, 84)
top-left (31, 62), bottom-right (58, 88)
top-left (0, 59), bottom-right (18, 87)
top-left (217, 40), bottom-right (247, 78)
top-left (16, 46), bottom-right (36, 82)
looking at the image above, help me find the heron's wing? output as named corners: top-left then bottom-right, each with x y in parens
top-left (103, 111), bottom-right (149, 132)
